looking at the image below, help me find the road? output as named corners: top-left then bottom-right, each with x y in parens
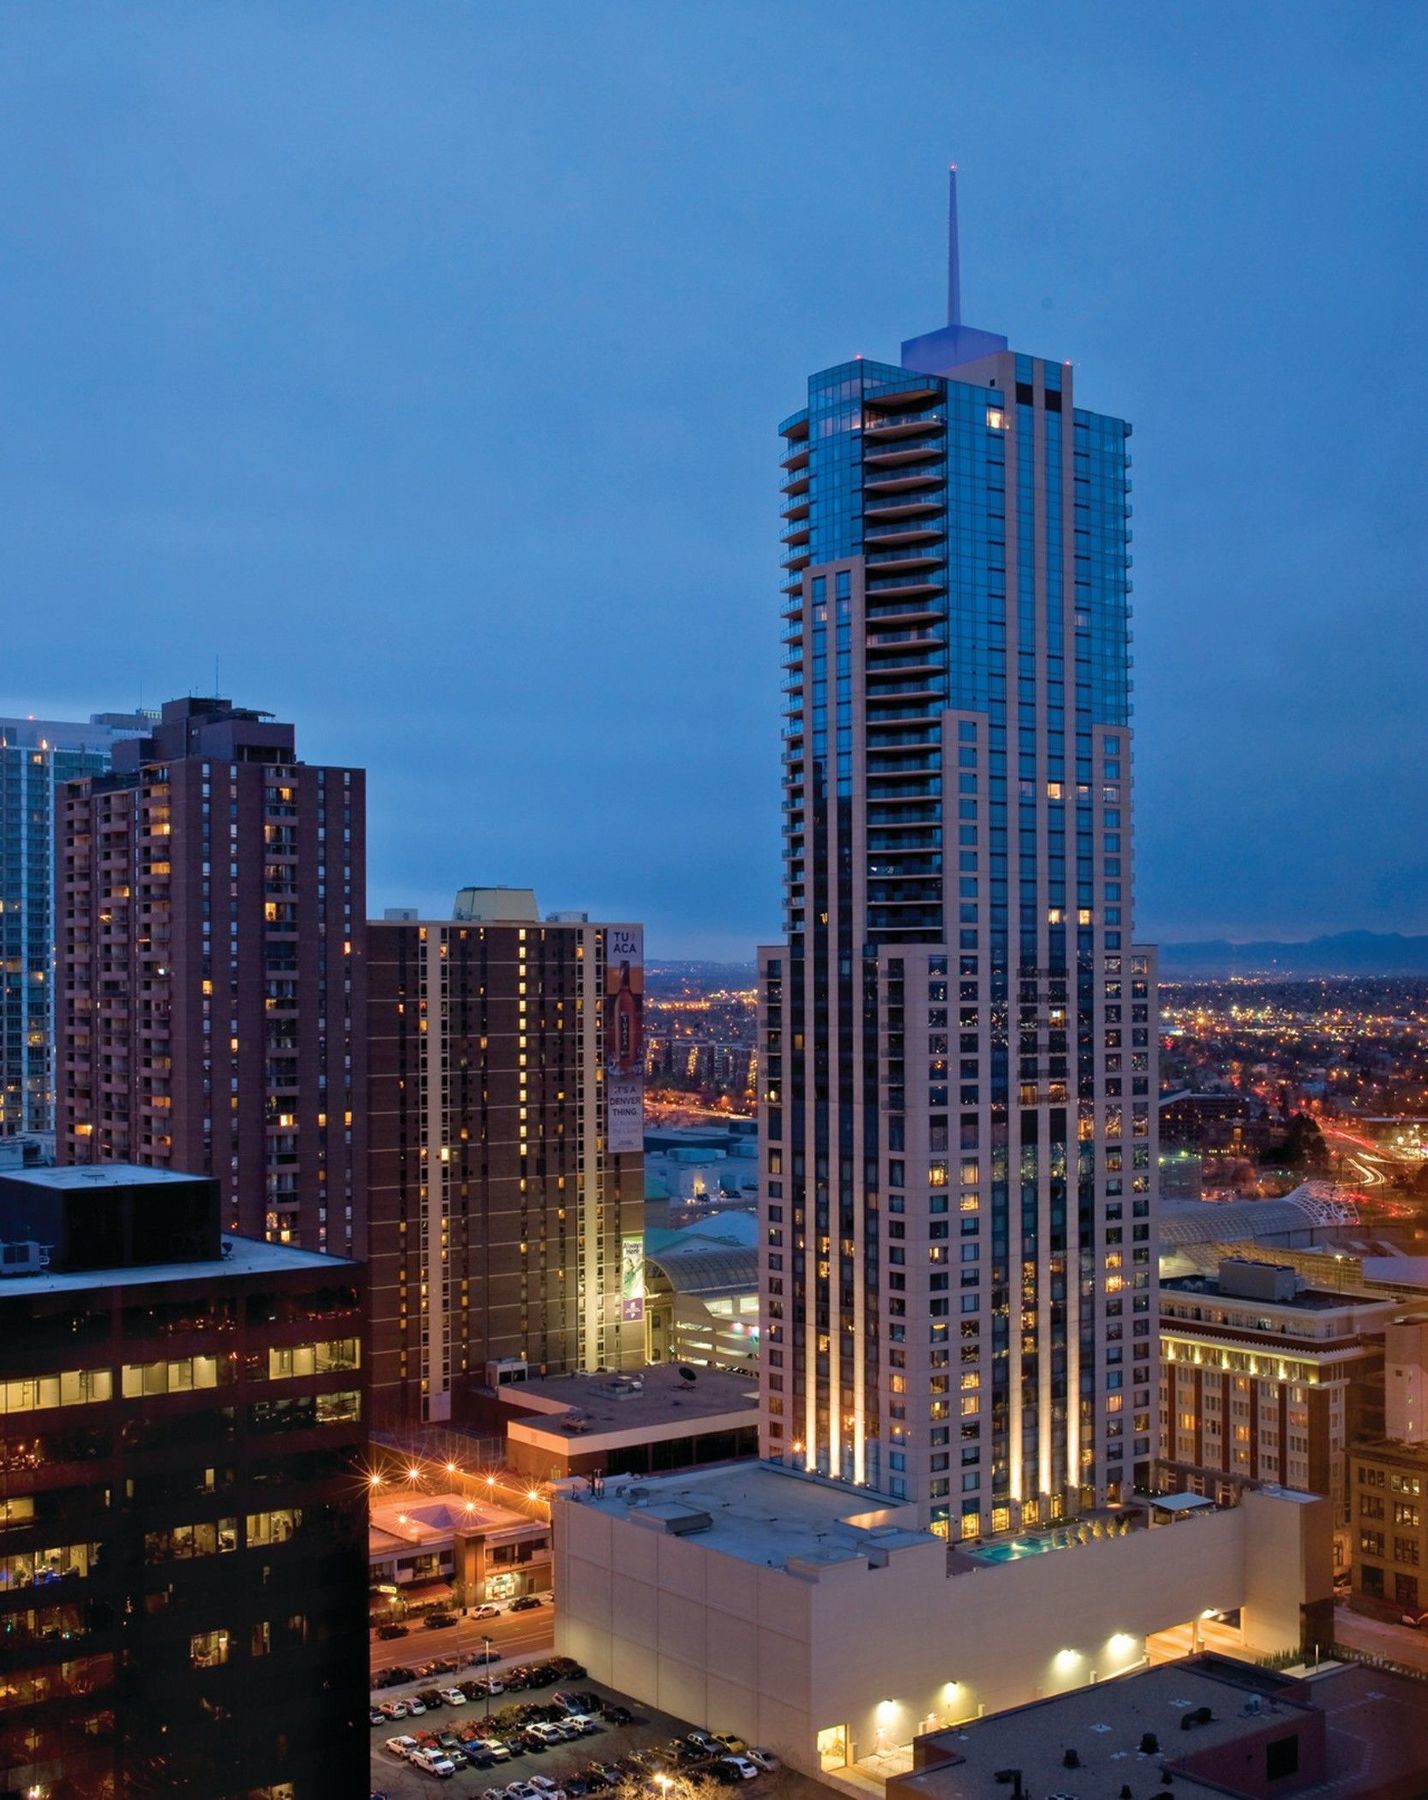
top-left (1332, 1603), bottom-right (1428, 1676)
top-left (372, 1603), bottom-right (555, 1676)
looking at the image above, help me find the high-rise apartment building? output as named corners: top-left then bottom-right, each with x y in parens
top-left (367, 890), bottom-right (645, 1425)
top-left (0, 1162), bottom-right (368, 1798)
top-left (760, 175), bottom-right (1157, 1537)
top-left (0, 710), bottom-right (154, 1138)
top-left (55, 697), bottom-right (366, 1255)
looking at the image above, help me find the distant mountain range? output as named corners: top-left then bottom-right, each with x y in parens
top-left (1159, 932), bottom-right (1428, 977)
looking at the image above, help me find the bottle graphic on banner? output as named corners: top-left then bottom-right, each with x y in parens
top-left (611, 961), bottom-right (639, 1074)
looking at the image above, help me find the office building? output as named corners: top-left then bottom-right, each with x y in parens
top-left (55, 697), bottom-right (366, 1254)
top-left (1348, 1437), bottom-right (1428, 1621)
top-left (0, 710), bottom-right (154, 1138)
top-left (760, 173), bottom-right (1155, 1535)
top-left (0, 1162), bottom-right (368, 1798)
top-left (1158, 1256), bottom-right (1398, 1566)
top-left (367, 891), bottom-right (645, 1426)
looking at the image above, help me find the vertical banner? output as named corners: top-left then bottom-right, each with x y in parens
top-left (605, 924), bottom-right (644, 1153)
top-left (620, 1232), bottom-right (646, 1322)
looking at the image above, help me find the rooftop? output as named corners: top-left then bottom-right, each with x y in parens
top-left (369, 1490), bottom-right (533, 1558)
top-left (0, 1232), bottom-right (355, 1296)
top-left (506, 1362), bottom-right (759, 1437)
top-left (5, 1163), bottom-right (202, 1191)
top-left (564, 1460), bottom-right (934, 1571)
top-left (895, 1657), bottom-right (1313, 1800)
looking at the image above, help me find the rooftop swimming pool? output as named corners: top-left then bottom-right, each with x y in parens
top-left (968, 1533), bottom-right (1064, 1563)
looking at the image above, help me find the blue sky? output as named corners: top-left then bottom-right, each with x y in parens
top-left (2, 3), bottom-right (1424, 958)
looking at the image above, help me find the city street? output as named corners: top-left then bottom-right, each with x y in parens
top-left (371, 1603), bottom-right (555, 1676)
top-left (1332, 1604), bottom-right (1428, 1676)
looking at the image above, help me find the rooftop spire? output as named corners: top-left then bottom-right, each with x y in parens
top-left (947, 164), bottom-right (961, 327)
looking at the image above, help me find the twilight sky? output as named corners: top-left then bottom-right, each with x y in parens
top-left (3, 3), bottom-right (1424, 959)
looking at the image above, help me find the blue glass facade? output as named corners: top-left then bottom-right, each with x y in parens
top-left (762, 315), bottom-right (1154, 1536)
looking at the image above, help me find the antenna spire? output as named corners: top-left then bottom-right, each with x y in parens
top-left (946, 164), bottom-right (962, 327)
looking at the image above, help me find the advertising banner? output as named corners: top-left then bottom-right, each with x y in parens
top-left (620, 1232), bottom-right (645, 1322)
top-left (605, 924), bottom-right (644, 1154)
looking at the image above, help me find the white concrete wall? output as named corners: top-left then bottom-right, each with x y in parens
top-left (555, 1488), bottom-right (1327, 1776)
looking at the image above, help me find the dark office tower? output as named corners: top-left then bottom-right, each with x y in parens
top-left (55, 698), bottom-right (366, 1255)
top-left (0, 1163), bottom-right (368, 1798)
top-left (368, 891), bottom-right (645, 1426)
top-left (760, 174), bottom-right (1157, 1537)
top-left (0, 711), bottom-right (155, 1138)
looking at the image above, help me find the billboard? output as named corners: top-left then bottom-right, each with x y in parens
top-left (620, 1233), bottom-right (646, 1322)
top-left (605, 924), bottom-right (644, 1154)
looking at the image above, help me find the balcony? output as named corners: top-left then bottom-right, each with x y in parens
top-left (863, 486), bottom-right (944, 515)
top-left (863, 407), bottom-right (945, 439)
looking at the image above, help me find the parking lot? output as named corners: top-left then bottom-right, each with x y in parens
top-left (369, 1660), bottom-right (809, 1800)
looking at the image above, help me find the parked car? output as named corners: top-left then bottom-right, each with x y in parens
top-left (407, 1698), bottom-right (428, 1715)
top-left (377, 1622), bottom-right (410, 1640)
top-left (600, 1703), bottom-right (634, 1725)
top-left (385, 1735), bottom-right (420, 1759)
top-left (426, 1612), bottom-right (458, 1629)
top-left (410, 1746), bottom-right (457, 1777)
top-left (473, 1602), bottom-right (503, 1619)
top-left (369, 1708), bottom-right (387, 1727)
top-left (440, 1687), bottom-right (469, 1707)
top-left (720, 1756), bottom-right (760, 1781)
top-left (703, 1763), bottom-right (743, 1787)
top-left (378, 1701), bottom-right (410, 1721)
top-left (508, 1594), bottom-right (542, 1613)
top-left (747, 1748), bottom-right (780, 1773)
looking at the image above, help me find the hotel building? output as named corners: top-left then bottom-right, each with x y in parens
top-left (55, 697), bottom-right (366, 1255)
top-left (366, 891), bottom-right (645, 1426)
top-left (760, 174), bottom-right (1155, 1536)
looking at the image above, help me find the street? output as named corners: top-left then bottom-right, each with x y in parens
top-left (372, 1602), bottom-right (555, 1676)
top-left (1332, 1603), bottom-right (1428, 1676)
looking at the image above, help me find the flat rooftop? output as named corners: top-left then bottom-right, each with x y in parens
top-left (896, 1657), bottom-right (1311, 1799)
top-left (895, 1657), bottom-right (1428, 1799)
top-left (1162, 1273), bottom-right (1368, 1313)
top-left (3, 1163), bottom-right (201, 1191)
top-left (568, 1460), bottom-right (934, 1570)
top-left (0, 1233), bottom-right (355, 1296)
top-left (370, 1490), bottom-right (533, 1557)
top-left (507, 1362), bottom-right (759, 1435)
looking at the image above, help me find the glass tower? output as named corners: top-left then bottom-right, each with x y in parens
top-left (0, 711), bottom-right (154, 1137)
top-left (759, 175), bottom-right (1158, 1538)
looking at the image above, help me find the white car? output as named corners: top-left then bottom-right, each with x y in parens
top-left (385, 1734), bottom-right (420, 1759)
top-left (721, 1756), bottom-right (760, 1782)
top-left (473, 1603), bottom-right (503, 1619)
top-left (410, 1746), bottom-right (457, 1777)
top-left (407, 1697), bottom-right (427, 1715)
top-left (748, 1748), bottom-right (780, 1773)
top-left (527, 1723), bottom-right (565, 1746)
top-left (440, 1687), bottom-right (469, 1706)
top-left (527, 1781), bottom-right (562, 1795)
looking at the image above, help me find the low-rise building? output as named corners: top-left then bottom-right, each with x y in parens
top-left (890, 1654), bottom-right (1428, 1800)
top-left (1348, 1438), bottom-right (1428, 1622)
top-left (644, 1221), bottom-right (759, 1372)
top-left (488, 1362), bottom-right (759, 1481)
top-left (553, 1459), bottom-right (1331, 1778)
top-left (1158, 1257), bottom-right (1399, 1563)
top-left (369, 1488), bottom-right (550, 1610)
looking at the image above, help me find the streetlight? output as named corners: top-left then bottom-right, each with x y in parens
top-left (483, 1635), bottom-right (493, 1724)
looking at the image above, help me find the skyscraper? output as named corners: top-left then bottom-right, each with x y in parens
top-left (0, 710), bottom-right (154, 1138)
top-left (367, 890), bottom-right (645, 1425)
top-left (759, 174), bottom-right (1157, 1538)
top-left (56, 697), bottom-right (366, 1255)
